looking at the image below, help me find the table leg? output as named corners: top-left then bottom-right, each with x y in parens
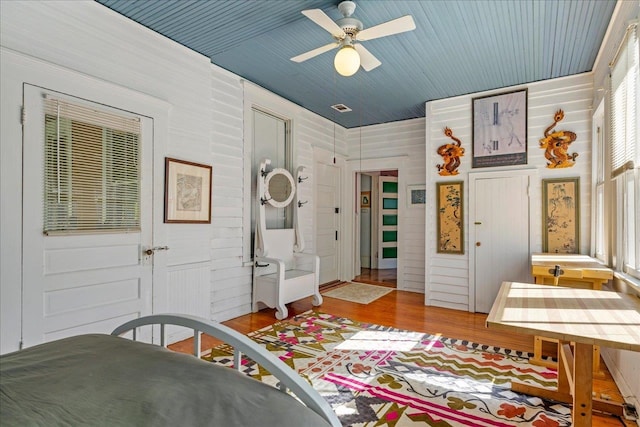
top-left (557, 342), bottom-right (571, 395)
top-left (572, 342), bottom-right (593, 427)
top-left (512, 340), bottom-right (623, 419)
top-left (593, 345), bottom-right (602, 375)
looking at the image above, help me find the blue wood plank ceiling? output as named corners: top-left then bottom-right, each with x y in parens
top-left (96, 0), bottom-right (616, 128)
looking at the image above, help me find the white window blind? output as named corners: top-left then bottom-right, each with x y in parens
top-left (609, 22), bottom-right (640, 279)
top-left (609, 23), bottom-right (638, 177)
top-left (43, 97), bottom-right (141, 234)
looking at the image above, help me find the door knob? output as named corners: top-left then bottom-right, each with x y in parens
top-left (476, 242), bottom-right (481, 247)
top-left (145, 246), bottom-right (169, 256)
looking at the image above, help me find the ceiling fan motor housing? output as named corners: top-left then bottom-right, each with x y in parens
top-left (337, 17), bottom-right (363, 37)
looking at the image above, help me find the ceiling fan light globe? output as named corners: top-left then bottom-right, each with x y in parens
top-left (334, 46), bottom-right (360, 76)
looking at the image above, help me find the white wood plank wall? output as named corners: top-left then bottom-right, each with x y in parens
top-left (0, 1), bottom-right (215, 350)
top-left (209, 67), bottom-right (248, 321)
top-left (425, 73), bottom-right (593, 310)
top-left (166, 263), bottom-right (211, 342)
top-left (346, 118), bottom-right (426, 292)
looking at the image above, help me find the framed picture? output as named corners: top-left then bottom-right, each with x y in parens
top-left (472, 88), bottom-right (528, 168)
top-left (436, 181), bottom-right (464, 254)
top-left (164, 157), bottom-right (212, 223)
top-left (542, 177), bottom-right (579, 253)
top-left (407, 184), bottom-right (426, 207)
top-left (360, 191), bottom-right (371, 208)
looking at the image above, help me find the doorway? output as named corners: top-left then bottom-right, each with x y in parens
top-left (354, 170), bottom-right (397, 288)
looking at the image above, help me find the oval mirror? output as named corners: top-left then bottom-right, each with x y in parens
top-left (264, 168), bottom-right (295, 208)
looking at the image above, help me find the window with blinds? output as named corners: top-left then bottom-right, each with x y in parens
top-left (43, 97), bottom-right (141, 234)
top-left (609, 22), bottom-right (639, 279)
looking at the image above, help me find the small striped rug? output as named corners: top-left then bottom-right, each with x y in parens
top-left (321, 282), bottom-right (393, 304)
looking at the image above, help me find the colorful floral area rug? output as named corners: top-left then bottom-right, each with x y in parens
top-left (204, 311), bottom-right (570, 427)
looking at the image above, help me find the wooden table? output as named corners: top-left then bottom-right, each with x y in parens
top-left (531, 253), bottom-right (613, 290)
top-left (487, 281), bottom-right (640, 427)
top-left (530, 253), bottom-right (615, 371)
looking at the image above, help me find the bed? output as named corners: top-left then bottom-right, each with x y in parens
top-left (0, 314), bottom-right (340, 427)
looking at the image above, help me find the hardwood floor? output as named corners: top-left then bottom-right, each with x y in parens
top-left (171, 286), bottom-right (632, 427)
top-left (352, 267), bottom-right (397, 287)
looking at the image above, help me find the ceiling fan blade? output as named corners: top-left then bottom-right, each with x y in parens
top-left (354, 44), bottom-right (381, 71)
top-left (301, 9), bottom-right (345, 38)
top-left (357, 15), bottom-right (416, 41)
top-left (291, 42), bottom-right (339, 63)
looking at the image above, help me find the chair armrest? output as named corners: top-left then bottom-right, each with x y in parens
top-left (254, 256), bottom-right (286, 279)
top-left (255, 256), bottom-right (285, 269)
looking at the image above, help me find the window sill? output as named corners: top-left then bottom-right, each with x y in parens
top-left (613, 271), bottom-right (640, 296)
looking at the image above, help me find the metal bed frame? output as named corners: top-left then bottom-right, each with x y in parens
top-left (112, 313), bottom-right (340, 427)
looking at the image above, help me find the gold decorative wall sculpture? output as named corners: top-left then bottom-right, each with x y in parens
top-left (539, 109), bottom-right (578, 168)
top-left (437, 127), bottom-right (465, 176)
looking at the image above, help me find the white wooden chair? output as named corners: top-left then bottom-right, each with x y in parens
top-left (252, 159), bottom-right (322, 319)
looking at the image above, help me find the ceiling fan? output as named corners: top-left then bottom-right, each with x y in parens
top-left (291, 1), bottom-right (416, 76)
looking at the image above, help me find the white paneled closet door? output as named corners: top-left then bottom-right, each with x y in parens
top-left (472, 173), bottom-right (531, 313)
top-left (21, 84), bottom-right (155, 347)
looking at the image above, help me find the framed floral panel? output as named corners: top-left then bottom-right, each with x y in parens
top-left (542, 177), bottom-right (579, 253)
top-left (164, 157), bottom-right (212, 223)
top-left (472, 88), bottom-right (528, 168)
top-left (436, 181), bottom-right (464, 254)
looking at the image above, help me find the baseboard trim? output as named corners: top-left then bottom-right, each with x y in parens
top-left (601, 348), bottom-right (640, 426)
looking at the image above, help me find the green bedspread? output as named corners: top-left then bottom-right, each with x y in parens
top-left (0, 334), bottom-right (331, 427)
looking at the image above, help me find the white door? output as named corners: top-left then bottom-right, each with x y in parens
top-left (378, 176), bottom-right (398, 269)
top-left (473, 173), bottom-right (530, 313)
top-left (21, 85), bottom-right (154, 347)
top-left (316, 162), bottom-right (340, 284)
